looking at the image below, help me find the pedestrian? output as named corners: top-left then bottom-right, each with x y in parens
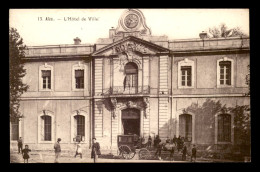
top-left (54, 138), bottom-right (61, 163)
top-left (17, 137), bottom-right (23, 154)
top-left (74, 141), bottom-right (82, 158)
top-left (172, 135), bottom-right (177, 145)
top-left (91, 138), bottom-right (101, 163)
top-left (191, 144), bottom-right (197, 162)
top-left (148, 135), bottom-right (152, 148)
top-left (177, 135), bottom-right (182, 152)
top-left (154, 135), bottom-right (160, 148)
top-left (154, 138), bottom-right (163, 160)
top-left (166, 137), bottom-right (170, 143)
top-left (182, 143), bottom-right (187, 161)
top-left (22, 145), bottom-right (31, 163)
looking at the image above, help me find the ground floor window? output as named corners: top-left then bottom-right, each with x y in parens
top-left (218, 114), bottom-right (231, 142)
top-left (74, 115), bottom-right (85, 141)
top-left (179, 114), bottom-right (192, 142)
top-left (11, 118), bottom-right (19, 141)
top-left (41, 116), bottom-right (51, 141)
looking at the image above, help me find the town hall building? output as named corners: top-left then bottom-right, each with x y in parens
top-left (10, 9), bottom-right (250, 153)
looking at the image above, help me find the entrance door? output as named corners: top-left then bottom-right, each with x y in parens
top-left (121, 108), bottom-right (140, 136)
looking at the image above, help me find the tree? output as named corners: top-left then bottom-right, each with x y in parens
top-left (9, 28), bottom-right (29, 122)
top-left (208, 23), bottom-right (248, 38)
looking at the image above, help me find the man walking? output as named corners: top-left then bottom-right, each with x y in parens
top-left (17, 137), bottom-right (23, 154)
top-left (190, 144), bottom-right (197, 162)
top-left (182, 143), bottom-right (187, 161)
top-left (54, 138), bottom-right (61, 163)
top-left (91, 138), bottom-right (101, 163)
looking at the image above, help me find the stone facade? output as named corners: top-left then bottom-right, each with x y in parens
top-left (10, 9), bottom-right (250, 152)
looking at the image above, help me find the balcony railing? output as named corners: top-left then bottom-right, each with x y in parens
top-left (103, 86), bottom-right (150, 95)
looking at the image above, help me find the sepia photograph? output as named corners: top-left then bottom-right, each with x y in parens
top-left (9, 8), bottom-right (250, 163)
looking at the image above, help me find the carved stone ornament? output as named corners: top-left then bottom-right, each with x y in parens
top-left (113, 41), bottom-right (154, 55)
top-left (110, 98), bottom-right (117, 118)
top-left (115, 9), bottom-right (151, 36)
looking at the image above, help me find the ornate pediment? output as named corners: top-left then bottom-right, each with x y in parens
top-left (92, 36), bottom-right (170, 57)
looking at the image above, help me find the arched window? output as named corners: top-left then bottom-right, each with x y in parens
top-left (124, 62), bottom-right (138, 92)
top-left (41, 115), bottom-right (52, 141)
top-left (74, 115), bottom-right (85, 142)
top-left (38, 111), bottom-right (55, 143)
top-left (179, 114), bottom-right (192, 142)
top-left (217, 57), bottom-right (234, 87)
top-left (218, 114), bottom-right (231, 142)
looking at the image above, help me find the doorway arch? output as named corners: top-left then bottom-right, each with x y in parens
top-left (121, 108), bottom-right (141, 136)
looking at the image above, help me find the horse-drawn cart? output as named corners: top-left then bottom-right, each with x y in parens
top-left (117, 135), bottom-right (151, 160)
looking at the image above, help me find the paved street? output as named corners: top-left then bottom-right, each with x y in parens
top-left (10, 150), bottom-right (236, 163)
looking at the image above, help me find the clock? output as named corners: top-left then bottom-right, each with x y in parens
top-left (124, 14), bottom-right (139, 28)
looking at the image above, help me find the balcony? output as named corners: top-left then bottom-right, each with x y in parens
top-left (103, 86), bottom-right (150, 96)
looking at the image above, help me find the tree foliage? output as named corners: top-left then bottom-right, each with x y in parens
top-left (185, 99), bottom-right (250, 155)
top-left (9, 28), bottom-right (29, 122)
top-left (208, 23), bottom-right (248, 38)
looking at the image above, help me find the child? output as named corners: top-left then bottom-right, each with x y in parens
top-left (74, 141), bottom-right (82, 158)
top-left (22, 145), bottom-right (31, 163)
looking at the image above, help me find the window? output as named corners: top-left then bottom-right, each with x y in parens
top-left (181, 66), bottom-right (192, 86)
top-left (178, 58), bottom-right (194, 88)
top-left (42, 70), bottom-right (51, 89)
top-left (217, 58), bottom-right (234, 87)
top-left (70, 111), bottom-right (88, 143)
top-left (75, 70), bottom-right (84, 89)
top-left (38, 111), bottom-right (55, 143)
top-left (179, 114), bottom-right (192, 142)
top-left (218, 114), bottom-right (231, 142)
top-left (11, 118), bottom-right (19, 141)
top-left (124, 62), bottom-right (138, 92)
top-left (39, 63), bottom-right (53, 91)
top-left (219, 61), bottom-right (231, 85)
top-left (74, 115), bottom-right (85, 141)
top-left (72, 62), bottom-right (86, 91)
top-left (42, 116), bottom-right (51, 141)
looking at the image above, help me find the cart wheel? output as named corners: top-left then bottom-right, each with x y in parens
top-left (118, 145), bottom-right (132, 159)
top-left (139, 148), bottom-right (151, 160)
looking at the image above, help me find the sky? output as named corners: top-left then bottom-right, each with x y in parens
top-left (9, 9), bottom-right (249, 46)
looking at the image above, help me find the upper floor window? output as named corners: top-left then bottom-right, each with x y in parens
top-left (72, 62), bottom-right (86, 91)
top-left (124, 62), bottom-right (138, 92)
top-left (42, 70), bottom-right (51, 89)
top-left (178, 58), bottom-right (195, 88)
top-left (181, 66), bottom-right (192, 86)
top-left (217, 57), bottom-right (234, 87)
top-left (39, 63), bottom-right (53, 91)
top-left (75, 70), bottom-right (84, 89)
top-left (219, 61), bottom-right (231, 85)
top-left (217, 114), bottom-right (231, 142)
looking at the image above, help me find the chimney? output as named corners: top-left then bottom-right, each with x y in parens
top-left (199, 31), bottom-right (208, 39)
top-left (74, 37), bottom-right (81, 45)
top-left (109, 27), bottom-right (116, 39)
